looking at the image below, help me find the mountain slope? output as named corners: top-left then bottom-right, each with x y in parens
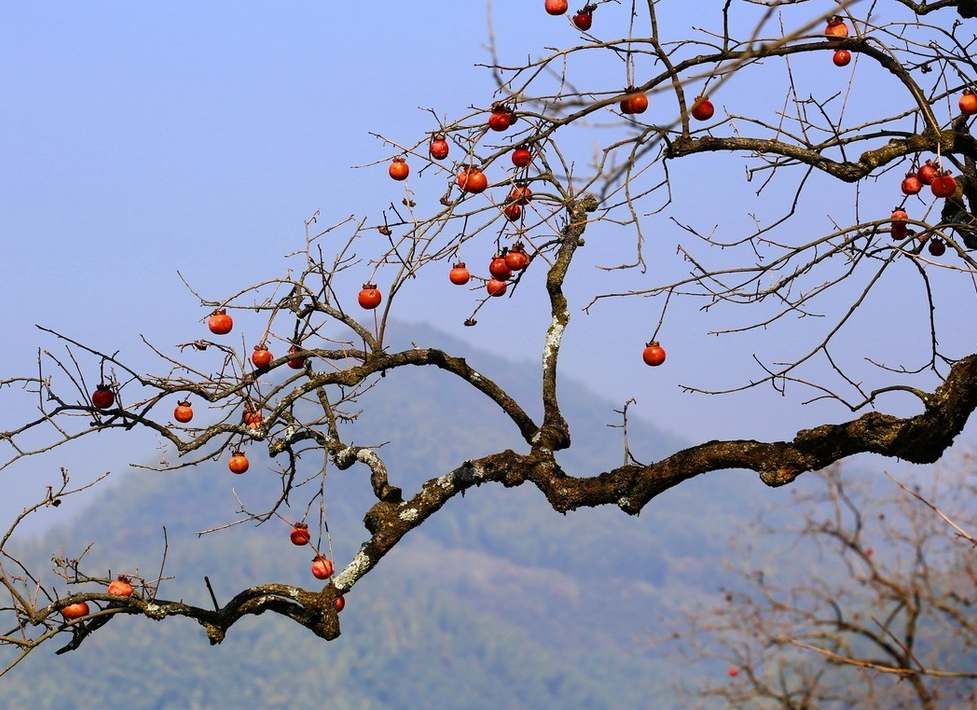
top-left (0, 322), bottom-right (757, 709)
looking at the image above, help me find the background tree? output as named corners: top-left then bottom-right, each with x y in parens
top-left (3, 0), bottom-right (977, 671)
top-left (658, 460), bottom-right (977, 709)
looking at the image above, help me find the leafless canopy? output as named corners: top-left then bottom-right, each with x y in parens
top-left (659, 462), bottom-right (977, 709)
top-left (3, 0), bottom-right (977, 672)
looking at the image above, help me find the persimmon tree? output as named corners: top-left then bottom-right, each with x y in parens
top-left (659, 462), bottom-right (977, 709)
top-left (3, 0), bottom-right (977, 671)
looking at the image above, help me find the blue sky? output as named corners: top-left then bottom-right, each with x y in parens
top-left (1, 2), bottom-right (970, 527)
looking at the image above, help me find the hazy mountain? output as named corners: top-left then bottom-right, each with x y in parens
top-left (0, 322), bottom-right (761, 709)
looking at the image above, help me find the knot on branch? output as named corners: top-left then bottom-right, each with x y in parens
top-left (304, 603), bottom-right (341, 641)
top-left (142, 603), bottom-right (167, 620)
top-left (269, 428), bottom-right (320, 457)
top-left (535, 423), bottom-right (571, 452)
top-left (363, 501), bottom-right (400, 535)
top-left (576, 194), bottom-right (599, 213)
top-left (378, 484), bottom-right (403, 503)
top-left (205, 624), bottom-right (225, 645)
top-left (565, 194), bottom-right (599, 240)
top-left (333, 447), bottom-right (357, 469)
top-left (759, 466), bottom-right (799, 487)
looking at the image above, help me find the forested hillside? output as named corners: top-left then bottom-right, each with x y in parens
top-left (1, 323), bottom-right (758, 709)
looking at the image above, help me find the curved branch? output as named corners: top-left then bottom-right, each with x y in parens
top-left (45, 583), bottom-right (343, 653)
top-left (538, 195), bottom-right (599, 451)
top-left (892, 0), bottom-right (977, 18)
top-left (536, 353), bottom-right (977, 514)
top-left (668, 127), bottom-right (977, 183)
top-left (326, 353), bottom-right (977, 600)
